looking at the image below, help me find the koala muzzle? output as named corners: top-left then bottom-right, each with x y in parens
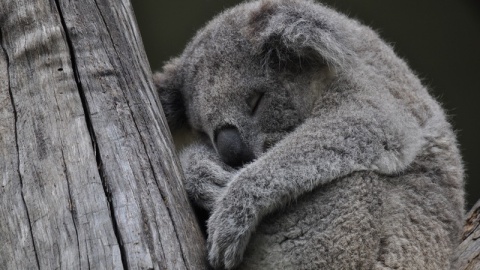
top-left (215, 126), bottom-right (254, 168)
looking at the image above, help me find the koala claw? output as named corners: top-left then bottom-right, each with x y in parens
top-left (207, 201), bottom-right (254, 269)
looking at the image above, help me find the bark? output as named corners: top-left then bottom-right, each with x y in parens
top-left (0, 0), bottom-right (207, 269)
top-left (454, 199), bottom-right (480, 270)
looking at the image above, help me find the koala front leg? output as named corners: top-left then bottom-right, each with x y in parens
top-left (179, 142), bottom-right (235, 212)
top-left (206, 102), bottom-right (424, 269)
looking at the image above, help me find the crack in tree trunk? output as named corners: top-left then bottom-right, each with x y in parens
top-left (0, 0), bottom-right (207, 269)
top-left (54, 1), bottom-right (129, 268)
top-left (3, 42), bottom-right (42, 270)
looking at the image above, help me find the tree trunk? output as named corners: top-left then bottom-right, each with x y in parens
top-left (454, 199), bottom-right (480, 270)
top-left (0, 0), bottom-right (207, 269)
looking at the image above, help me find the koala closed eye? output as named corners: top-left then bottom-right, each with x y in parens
top-left (246, 91), bottom-right (265, 115)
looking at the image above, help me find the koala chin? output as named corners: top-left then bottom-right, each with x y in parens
top-left (154, 0), bottom-right (465, 269)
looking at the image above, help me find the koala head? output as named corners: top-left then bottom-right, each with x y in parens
top-left (155, 0), bottom-right (351, 167)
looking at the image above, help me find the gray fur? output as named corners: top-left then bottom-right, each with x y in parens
top-left (154, 0), bottom-right (465, 269)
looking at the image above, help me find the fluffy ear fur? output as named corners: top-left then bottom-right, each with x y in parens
top-left (153, 57), bottom-right (187, 129)
top-left (245, 0), bottom-right (353, 72)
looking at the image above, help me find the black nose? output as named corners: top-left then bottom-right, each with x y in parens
top-left (215, 126), bottom-right (254, 168)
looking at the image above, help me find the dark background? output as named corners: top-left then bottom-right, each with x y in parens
top-left (131, 0), bottom-right (480, 209)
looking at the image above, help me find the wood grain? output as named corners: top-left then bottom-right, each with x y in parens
top-left (454, 199), bottom-right (480, 270)
top-left (0, 0), bottom-right (206, 269)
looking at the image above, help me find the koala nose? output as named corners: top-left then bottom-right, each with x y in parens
top-left (215, 126), bottom-right (254, 168)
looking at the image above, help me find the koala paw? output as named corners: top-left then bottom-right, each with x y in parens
top-left (179, 143), bottom-right (235, 211)
top-left (207, 194), bottom-right (256, 269)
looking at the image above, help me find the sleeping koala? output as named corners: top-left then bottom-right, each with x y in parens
top-left (154, 0), bottom-right (465, 269)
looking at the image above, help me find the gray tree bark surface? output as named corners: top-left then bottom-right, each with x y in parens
top-left (0, 0), bottom-right (207, 269)
top-left (455, 199), bottom-right (480, 270)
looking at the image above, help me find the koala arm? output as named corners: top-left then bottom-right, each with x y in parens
top-left (179, 142), bottom-right (235, 212)
top-left (207, 95), bottom-right (424, 269)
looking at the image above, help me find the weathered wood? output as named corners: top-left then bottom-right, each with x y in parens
top-left (0, 29), bottom-right (40, 270)
top-left (454, 199), bottom-right (480, 270)
top-left (0, 0), bottom-right (206, 269)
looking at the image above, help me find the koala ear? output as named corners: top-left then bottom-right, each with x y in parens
top-left (153, 57), bottom-right (187, 129)
top-left (245, 0), bottom-right (352, 72)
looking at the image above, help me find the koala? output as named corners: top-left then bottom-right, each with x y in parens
top-left (154, 0), bottom-right (465, 269)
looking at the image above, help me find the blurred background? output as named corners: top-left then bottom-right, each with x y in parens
top-left (132, 0), bottom-right (480, 209)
